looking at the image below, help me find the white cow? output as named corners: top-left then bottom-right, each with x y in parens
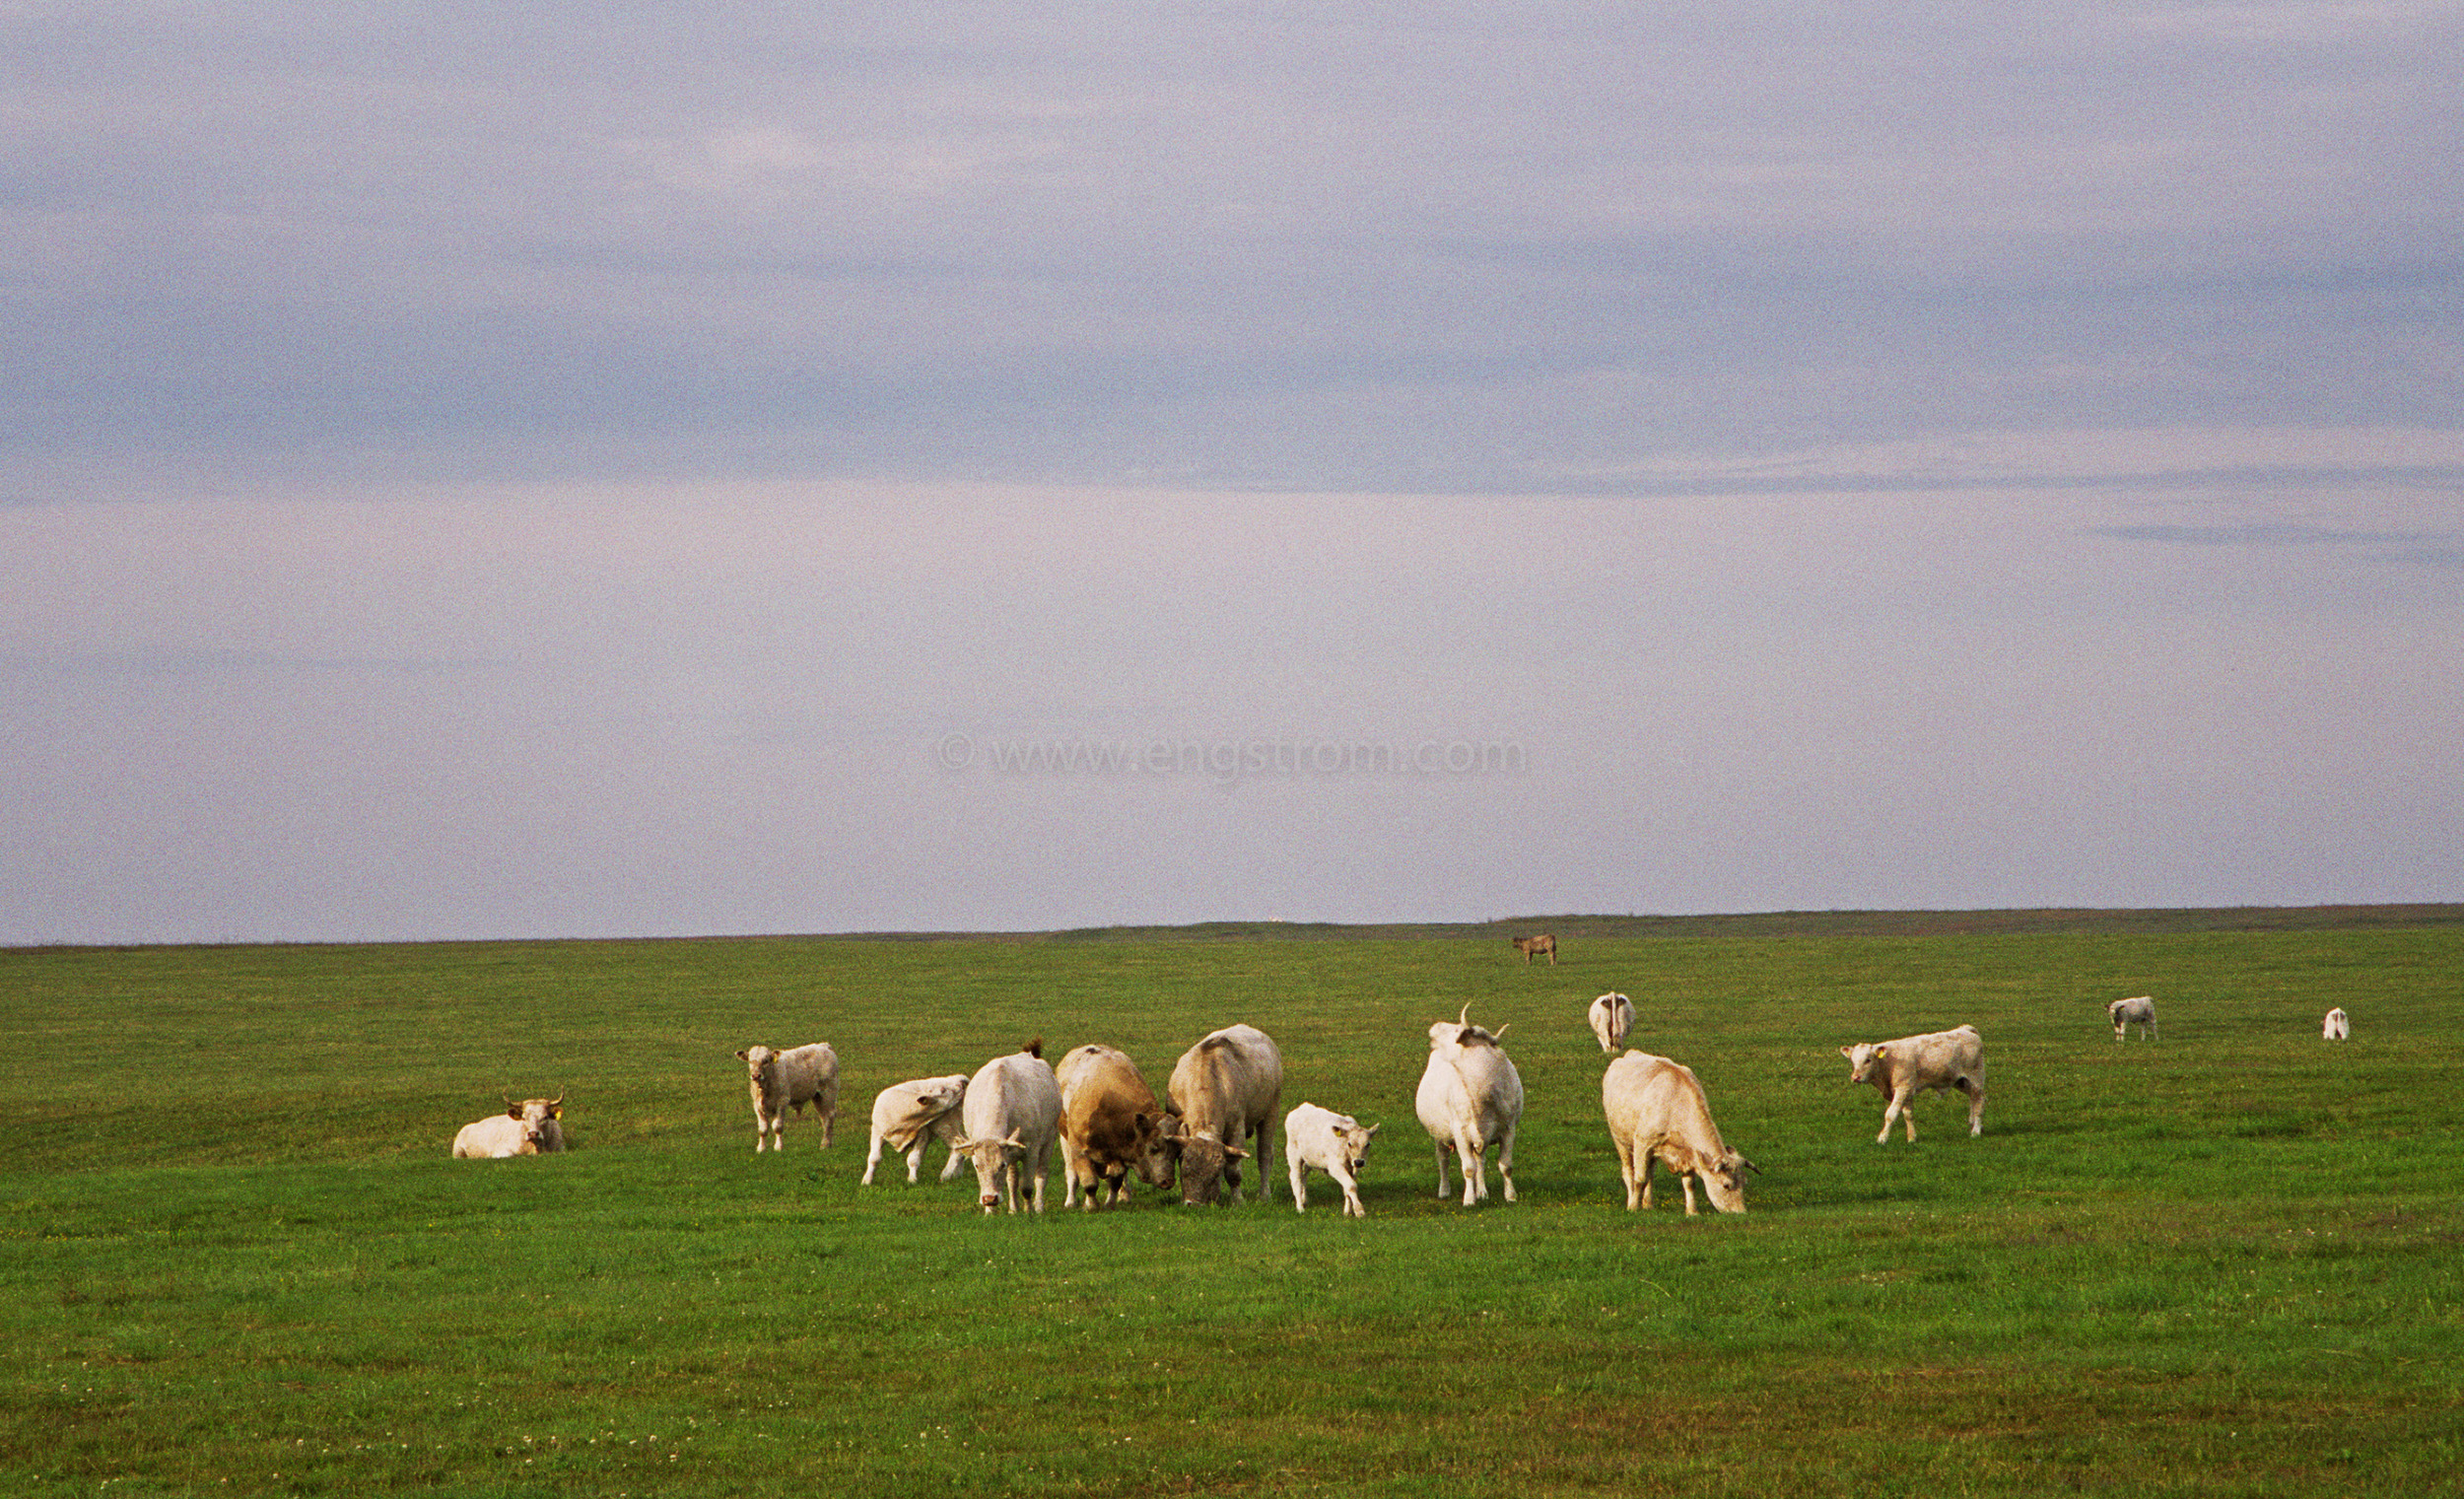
top-left (451, 1095), bottom-right (566, 1158)
top-left (1602, 1053), bottom-right (1754, 1215)
top-left (1588, 991), bottom-right (1634, 1054)
top-left (2323, 1007), bottom-right (2350, 1041)
top-left (2108, 995), bottom-right (2158, 1042)
top-left (1840, 1025), bottom-right (1986, 1144)
top-left (950, 1041), bottom-right (1063, 1214)
top-left (1166, 1024), bottom-right (1285, 1205)
top-left (735, 1043), bottom-right (840, 1152)
top-left (860, 1074), bottom-right (970, 1186)
top-left (1055, 1044), bottom-right (1178, 1210)
top-left (1284, 1103), bottom-right (1379, 1217)
top-left (1416, 1005), bottom-right (1523, 1206)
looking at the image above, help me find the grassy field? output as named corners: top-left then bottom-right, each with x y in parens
top-left (3, 914), bottom-right (2460, 1496)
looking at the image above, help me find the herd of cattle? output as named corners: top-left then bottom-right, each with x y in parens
top-left (451, 983), bottom-right (2360, 1216)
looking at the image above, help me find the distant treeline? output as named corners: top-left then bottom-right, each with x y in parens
top-left (852, 904), bottom-right (2464, 944)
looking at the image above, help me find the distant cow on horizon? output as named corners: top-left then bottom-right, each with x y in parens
top-left (1512, 934), bottom-right (1557, 966)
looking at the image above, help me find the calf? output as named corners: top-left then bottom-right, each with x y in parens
top-left (951, 1041), bottom-right (1062, 1214)
top-left (735, 1043), bottom-right (840, 1152)
top-left (1602, 1053), bottom-right (1753, 1215)
top-left (1166, 1024), bottom-right (1285, 1205)
top-left (1284, 1103), bottom-right (1379, 1217)
top-left (2323, 1007), bottom-right (2350, 1041)
top-left (452, 1095), bottom-right (565, 1158)
top-left (1416, 1005), bottom-right (1523, 1206)
top-left (2108, 994), bottom-right (2158, 1042)
top-left (1512, 933), bottom-right (1557, 966)
top-left (1840, 1025), bottom-right (1985, 1144)
top-left (1588, 991), bottom-right (1634, 1053)
top-left (860, 1074), bottom-right (970, 1186)
top-left (1056, 1044), bottom-right (1178, 1209)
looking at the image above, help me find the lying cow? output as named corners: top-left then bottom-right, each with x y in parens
top-left (1416, 1004), bottom-right (1523, 1205)
top-left (1284, 1102), bottom-right (1378, 1217)
top-left (1166, 1023), bottom-right (1285, 1205)
top-left (1588, 991), bottom-right (1634, 1053)
top-left (1602, 1052), bottom-right (1755, 1214)
top-left (2108, 994), bottom-right (2158, 1042)
top-left (1512, 933), bottom-right (1557, 966)
top-left (951, 1040), bottom-right (1062, 1214)
top-left (1840, 1025), bottom-right (1985, 1144)
top-left (735, 1043), bottom-right (840, 1152)
top-left (2323, 1007), bottom-right (2350, 1041)
top-left (1056, 1044), bottom-right (1178, 1209)
top-left (860, 1074), bottom-right (970, 1186)
top-left (452, 1094), bottom-right (566, 1158)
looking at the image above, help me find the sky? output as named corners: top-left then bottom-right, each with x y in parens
top-left (4, 2), bottom-right (2460, 945)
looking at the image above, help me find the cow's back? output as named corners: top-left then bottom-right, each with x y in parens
top-left (966, 1052), bottom-right (1061, 1145)
top-left (1170, 1025), bottom-right (1283, 1135)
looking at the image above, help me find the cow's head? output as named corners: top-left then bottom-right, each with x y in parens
top-left (736, 1046), bottom-right (777, 1080)
top-left (950, 1128), bottom-right (1030, 1211)
top-left (1694, 1147), bottom-right (1757, 1214)
top-left (1840, 1042), bottom-right (1885, 1086)
top-left (1175, 1130), bottom-right (1251, 1205)
top-left (1334, 1119), bottom-right (1380, 1180)
top-left (1128, 1111), bottom-right (1180, 1191)
top-left (506, 1095), bottom-right (564, 1152)
top-left (1432, 1004), bottom-right (1507, 1053)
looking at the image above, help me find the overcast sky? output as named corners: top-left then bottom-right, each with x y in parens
top-left (5, 2), bottom-right (2459, 945)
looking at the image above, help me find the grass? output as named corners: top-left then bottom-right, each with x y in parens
top-left (3, 915), bottom-right (2460, 1495)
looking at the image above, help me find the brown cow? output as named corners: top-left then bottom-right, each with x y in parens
top-left (1054, 1044), bottom-right (1177, 1209)
top-left (1512, 933), bottom-right (1557, 966)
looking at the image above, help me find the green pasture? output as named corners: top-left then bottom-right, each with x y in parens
top-left (3, 916), bottom-right (2460, 1496)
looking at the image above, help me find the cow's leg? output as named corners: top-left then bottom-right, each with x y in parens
top-left (1288, 1157), bottom-right (1309, 1212)
top-left (1496, 1119), bottom-right (1517, 1203)
top-left (1456, 1131), bottom-right (1484, 1206)
top-left (1880, 1087), bottom-right (1915, 1144)
top-left (1059, 1137), bottom-right (1086, 1209)
top-left (1336, 1167), bottom-right (1364, 1218)
top-left (1029, 1146), bottom-right (1049, 1214)
top-left (904, 1142), bottom-right (926, 1184)
top-left (861, 1130), bottom-right (884, 1185)
top-left (1431, 1138), bottom-right (1452, 1199)
top-left (1614, 1136), bottom-right (1642, 1210)
top-left (1638, 1150), bottom-right (1657, 1210)
top-left (1959, 1077), bottom-right (1984, 1136)
top-left (1679, 1173), bottom-right (1699, 1216)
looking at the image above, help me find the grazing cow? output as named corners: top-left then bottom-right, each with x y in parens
top-left (1166, 1023), bottom-right (1285, 1205)
top-left (860, 1074), bottom-right (970, 1186)
top-left (2323, 1007), bottom-right (2350, 1041)
top-left (1416, 1005), bottom-right (1524, 1206)
top-left (1602, 1053), bottom-right (1755, 1215)
top-left (1588, 991), bottom-right (1634, 1054)
top-left (1512, 933), bottom-right (1557, 966)
top-left (2108, 995), bottom-right (2158, 1042)
top-left (1055, 1044), bottom-right (1178, 1209)
top-left (1284, 1103), bottom-right (1379, 1217)
top-left (451, 1094), bottom-right (566, 1158)
top-left (1840, 1025), bottom-right (1986, 1144)
top-left (735, 1043), bottom-right (840, 1152)
top-left (950, 1040), bottom-right (1062, 1214)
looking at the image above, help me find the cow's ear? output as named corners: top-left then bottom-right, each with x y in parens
top-left (550, 1106), bottom-right (563, 1119)
top-left (506, 1105), bottom-right (523, 1120)
top-left (1838, 1046), bottom-right (1855, 1058)
top-left (734, 1050), bottom-right (749, 1061)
